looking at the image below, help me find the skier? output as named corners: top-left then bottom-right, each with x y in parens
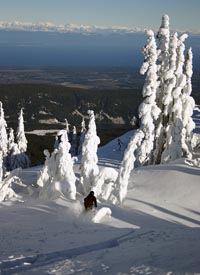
top-left (84, 191), bottom-right (97, 211)
top-left (117, 138), bottom-right (125, 150)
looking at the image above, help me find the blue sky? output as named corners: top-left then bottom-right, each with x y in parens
top-left (0, 0), bottom-right (199, 31)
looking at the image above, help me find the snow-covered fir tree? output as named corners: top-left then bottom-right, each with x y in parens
top-left (7, 144), bottom-right (22, 171)
top-left (137, 30), bottom-right (161, 165)
top-left (16, 109), bottom-right (31, 168)
top-left (16, 109), bottom-right (27, 153)
top-left (152, 14), bottom-right (171, 164)
top-left (80, 110), bottom-right (100, 194)
top-left (39, 130), bottom-right (76, 200)
top-left (0, 101), bottom-right (8, 157)
top-left (161, 34), bottom-right (188, 162)
top-left (54, 130), bottom-right (76, 200)
top-left (37, 149), bottom-right (51, 188)
top-left (137, 15), bottom-right (196, 165)
top-left (70, 126), bottom-right (77, 157)
top-left (65, 118), bottom-right (70, 133)
top-left (7, 128), bottom-right (20, 171)
top-left (7, 128), bottom-right (15, 153)
top-left (181, 48), bottom-right (196, 157)
top-left (111, 130), bottom-right (144, 204)
top-left (78, 118), bottom-right (86, 155)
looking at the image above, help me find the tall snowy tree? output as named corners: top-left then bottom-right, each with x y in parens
top-left (16, 109), bottom-right (31, 168)
top-left (39, 130), bottom-right (76, 200)
top-left (70, 126), bottom-right (77, 157)
top-left (137, 30), bottom-right (161, 165)
top-left (78, 118), bottom-right (86, 155)
top-left (7, 128), bottom-right (15, 153)
top-left (0, 102), bottom-right (8, 157)
top-left (152, 14), bottom-right (171, 164)
top-left (16, 109), bottom-right (28, 153)
top-left (111, 130), bottom-right (144, 204)
top-left (37, 149), bottom-right (51, 188)
top-left (181, 48), bottom-right (196, 157)
top-left (54, 130), bottom-right (77, 200)
top-left (7, 128), bottom-right (20, 171)
top-left (65, 118), bottom-right (70, 134)
top-left (80, 110), bottom-right (100, 194)
top-left (137, 15), bottom-right (196, 165)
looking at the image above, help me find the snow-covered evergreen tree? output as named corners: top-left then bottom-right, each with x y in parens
top-left (80, 110), bottom-right (100, 194)
top-left (39, 130), bottom-right (76, 200)
top-left (111, 130), bottom-right (144, 204)
top-left (161, 34), bottom-right (188, 162)
top-left (16, 109), bottom-right (31, 168)
top-left (7, 128), bottom-right (15, 153)
top-left (0, 101), bottom-right (8, 157)
top-left (37, 149), bottom-right (51, 188)
top-left (78, 118), bottom-right (86, 155)
top-left (70, 126), bottom-right (77, 157)
top-left (137, 30), bottom-right (161, 165)
top-left (181, 48), bottom-right (196, 157)
top-left (16, 109), bottom-right (28, 153)
top-left (54, 130), bottom-right (76, 200)
top-left (152, 14), bottom-right (170, 164)
top-left (137, 15), bottom-right (196, 165)
top-left (65, 118), bottom-right (70, 133)
top-left (7, 128), bottom-right (19, 170)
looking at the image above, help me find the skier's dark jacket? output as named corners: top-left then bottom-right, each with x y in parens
top-left (84, 191), bottom-right (97, 211)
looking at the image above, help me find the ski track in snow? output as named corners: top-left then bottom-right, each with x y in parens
top-left (0, 229), bottom-right (154, 275)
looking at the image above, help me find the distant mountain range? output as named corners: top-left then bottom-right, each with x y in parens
top-left (0, 21), bottom-right (199, 35)
top-left (0, 21), bottom-right (145, 35)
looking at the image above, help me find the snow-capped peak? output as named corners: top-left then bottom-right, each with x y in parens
top-left (0, 21), bottom-right (145, 34)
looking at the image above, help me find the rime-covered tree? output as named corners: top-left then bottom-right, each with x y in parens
top-left (7, 128), bottom-right (15, 153)
top-left (70, 126), bottom-right (77, 157)
top-left (65, 118), bottom-right (70, 133)
top-left (111, 130), bottom-right (144, 204)
top-left (39, 130), bottom-right (76, 200)
top-left (54, 130), bottom-right (76, 199)
top-left (37, 149), bottom-right (51, 188)
top-left (80, 110), bottom-right (100, 194)
top-left (16, 109), bottom-right (27, 153)
top-left (181, 48), bottom-right (196, 157)
top-left (16, 109), bottom-right (30, 168)
top-left (152, 14), bottom-right (171, 164)
top-left (137, 15), bottom-right (196, 165)
top-left (161, 34), bottom-right (188, 162)
top-left (137, 30), bottom-right (161, 165)
top-left (7, 128), bottom-right (20, 171)
top-left (0, 102), bottom-right (8, 157)
top-left (78, 118), bottom-right (86, 155)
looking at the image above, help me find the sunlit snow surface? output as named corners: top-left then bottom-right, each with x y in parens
top-left (0, 109), bottom-right (200, 275)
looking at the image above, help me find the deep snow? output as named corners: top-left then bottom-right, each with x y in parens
top-left (0, 122), bottom-right (200, 274)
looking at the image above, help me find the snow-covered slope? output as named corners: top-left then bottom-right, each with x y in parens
top-left (0, 126), bottom-right (200, 274)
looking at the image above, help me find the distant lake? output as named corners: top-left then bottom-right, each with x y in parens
top-left (0, 31), bottom-right (199, 68)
